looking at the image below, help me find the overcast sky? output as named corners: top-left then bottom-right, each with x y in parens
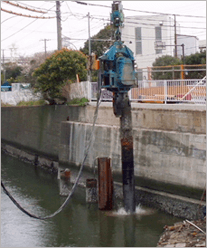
top-left (1, 1), bottom-right (206, 58)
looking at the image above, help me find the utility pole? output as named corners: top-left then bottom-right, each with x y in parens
top-left (88, 12), bottom-right (91, 82)
top-left (181, 44), bottom-right (185, 64)
top-left (40, 39), bottom-right (50, 58)
top-left (2, 49), bottom-right (6, 83)
top-left (174, 14), bottom-right (177, 58)
top-left (56, 1), bottom-right (62, 50)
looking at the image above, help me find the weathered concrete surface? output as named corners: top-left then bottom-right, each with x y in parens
top-left (90, 102), bottom-right (206, 134)
top-left (1, 143), bottom-right (58, 173)
top-left (1, 105), bottom-right (82, 159)
top-left (59, 121), bottom-right (206, 190)
top-left (1, 104), bottom-right (206, 199)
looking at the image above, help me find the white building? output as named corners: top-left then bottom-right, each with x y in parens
top-left (122, 15), bottom-right (199, 80)
top-left (177, 34), bottom-right (199, 58)
top-left (199, 40), bottom-right (206, 52)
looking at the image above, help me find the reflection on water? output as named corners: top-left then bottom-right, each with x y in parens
top-left (1, 153), bottom-right (182, 247)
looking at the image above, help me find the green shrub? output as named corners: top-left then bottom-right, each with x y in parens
top-left (67, 97), bottom-right (89, 106)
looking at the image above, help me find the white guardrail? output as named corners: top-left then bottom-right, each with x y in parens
top-left (90, 78), bottom-right (206, 104)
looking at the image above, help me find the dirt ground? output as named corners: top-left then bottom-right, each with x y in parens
top-left (157, 218), bottom-right (206, 247)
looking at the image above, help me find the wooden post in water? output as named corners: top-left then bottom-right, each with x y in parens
top-left (59, 168), bottom-right (71, 196)
top-left (98, 157), bottom-right (113, 210)
top-left (86, 179), bottom-right (98, 203)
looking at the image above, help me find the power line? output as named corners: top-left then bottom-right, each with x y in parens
top-left (65, 1), bottom-right (86, 20)
top-left (129, 45), bottom-right (201, 64)
top-left (1, 4), bottom-right (56, 42)
top-left (1, 8), bottom-right (55, 19)
top-left (3, 1), bottom-right (48, 14)
top-left (1, 17), bottom-right (38, 42)
top-left (81, 14), bottom-right (206, 32)
top-left (14, 1), bottom-right (56, 13)
top-left (125, 16), bottom-right (206, 24)
top-left (124, 20), bottom-right (206, 30)
top-left (1, 15), bottom-right (18, 24)
top-left (74, 1), bottom-right (206, 18)
top-left (123, 7), bottom-right (206, 18)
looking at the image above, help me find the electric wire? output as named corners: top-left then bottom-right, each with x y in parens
top-left (1, 16), bottom-right (38, 42)
top-left (1, 8), bottom-right (55, 19)
top-left (14, 18), bottom-right (54, 44)
top-left (1, 15), bottom-right (18, 24)
top-left (124, 20), bottom-right (206, 30)
top-left (1, 4), bottom-right (56, 42)
top-left (123, 7), bottom-right (206, 18)
top-left (14, 1), bottom-right (56, 13)
top-left (3, 1), bottom-right (48, 14)
top-left (1, 86), bottom-right (102, 220)
top-left (74, 1), bottom-right (206, 18)
top-left (65, 1), bottom-right (86, 20)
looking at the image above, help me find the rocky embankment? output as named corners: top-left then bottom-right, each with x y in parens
top-left (157, 218), bottom-right (206, 247)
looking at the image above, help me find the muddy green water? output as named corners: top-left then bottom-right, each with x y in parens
top-left (1, 153), bottom-right (182, 247)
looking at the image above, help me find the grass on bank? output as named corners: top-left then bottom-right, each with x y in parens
top-left (17, 99), bottom-right (47, 106)
top-left (67, 97), bottom-right (89, 106)
top-left (1, 102), bottom-right (13, 107)
top-left (1, 99), bottom-right (47, 107)
top-left (2, 98), bottom-right (89, 107)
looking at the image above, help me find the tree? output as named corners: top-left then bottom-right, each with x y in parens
top-left (33, 48), bottom-right (87, 104)
top-left (184, 51), bottom-right (206, 79)
top-left (151, 55), bottom-right (182, 80)
top-left (1, 62), bottom-right (23, 84)
top-left (80, 24), bottom-right (113, 82)
top-left (80, 24), bottom-right (113, 58)
top-left (21, 51), bottom-right (54, 86)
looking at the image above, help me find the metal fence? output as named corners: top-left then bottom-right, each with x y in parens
top-left (91, 78), bottom-right (206, 104)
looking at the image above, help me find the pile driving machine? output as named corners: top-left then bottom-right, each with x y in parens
top-left (98, 1), bottom-right (138, 213)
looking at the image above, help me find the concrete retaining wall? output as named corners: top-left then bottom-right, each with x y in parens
top-left (59, 121), bottom-right (206, 190)
top-left (1, 105), bottom-right (82, 159)
top-left (1, 104), bottom-right (206, 196)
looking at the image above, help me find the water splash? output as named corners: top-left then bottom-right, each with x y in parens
top-left (105, 204), bottom-right (155, 217)
top-left (116, 204), bottom-right (147, 215)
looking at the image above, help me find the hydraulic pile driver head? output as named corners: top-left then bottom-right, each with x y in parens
top-left (99, 41), bottom-right (138, 93)
top-left (98, 1), bottom-right (138, 117)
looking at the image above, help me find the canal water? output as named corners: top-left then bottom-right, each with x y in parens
top-left (1, 153), bottom-right (182, 247)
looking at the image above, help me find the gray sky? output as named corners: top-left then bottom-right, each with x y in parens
top-left (1, 1), bottom-right (206, 58)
